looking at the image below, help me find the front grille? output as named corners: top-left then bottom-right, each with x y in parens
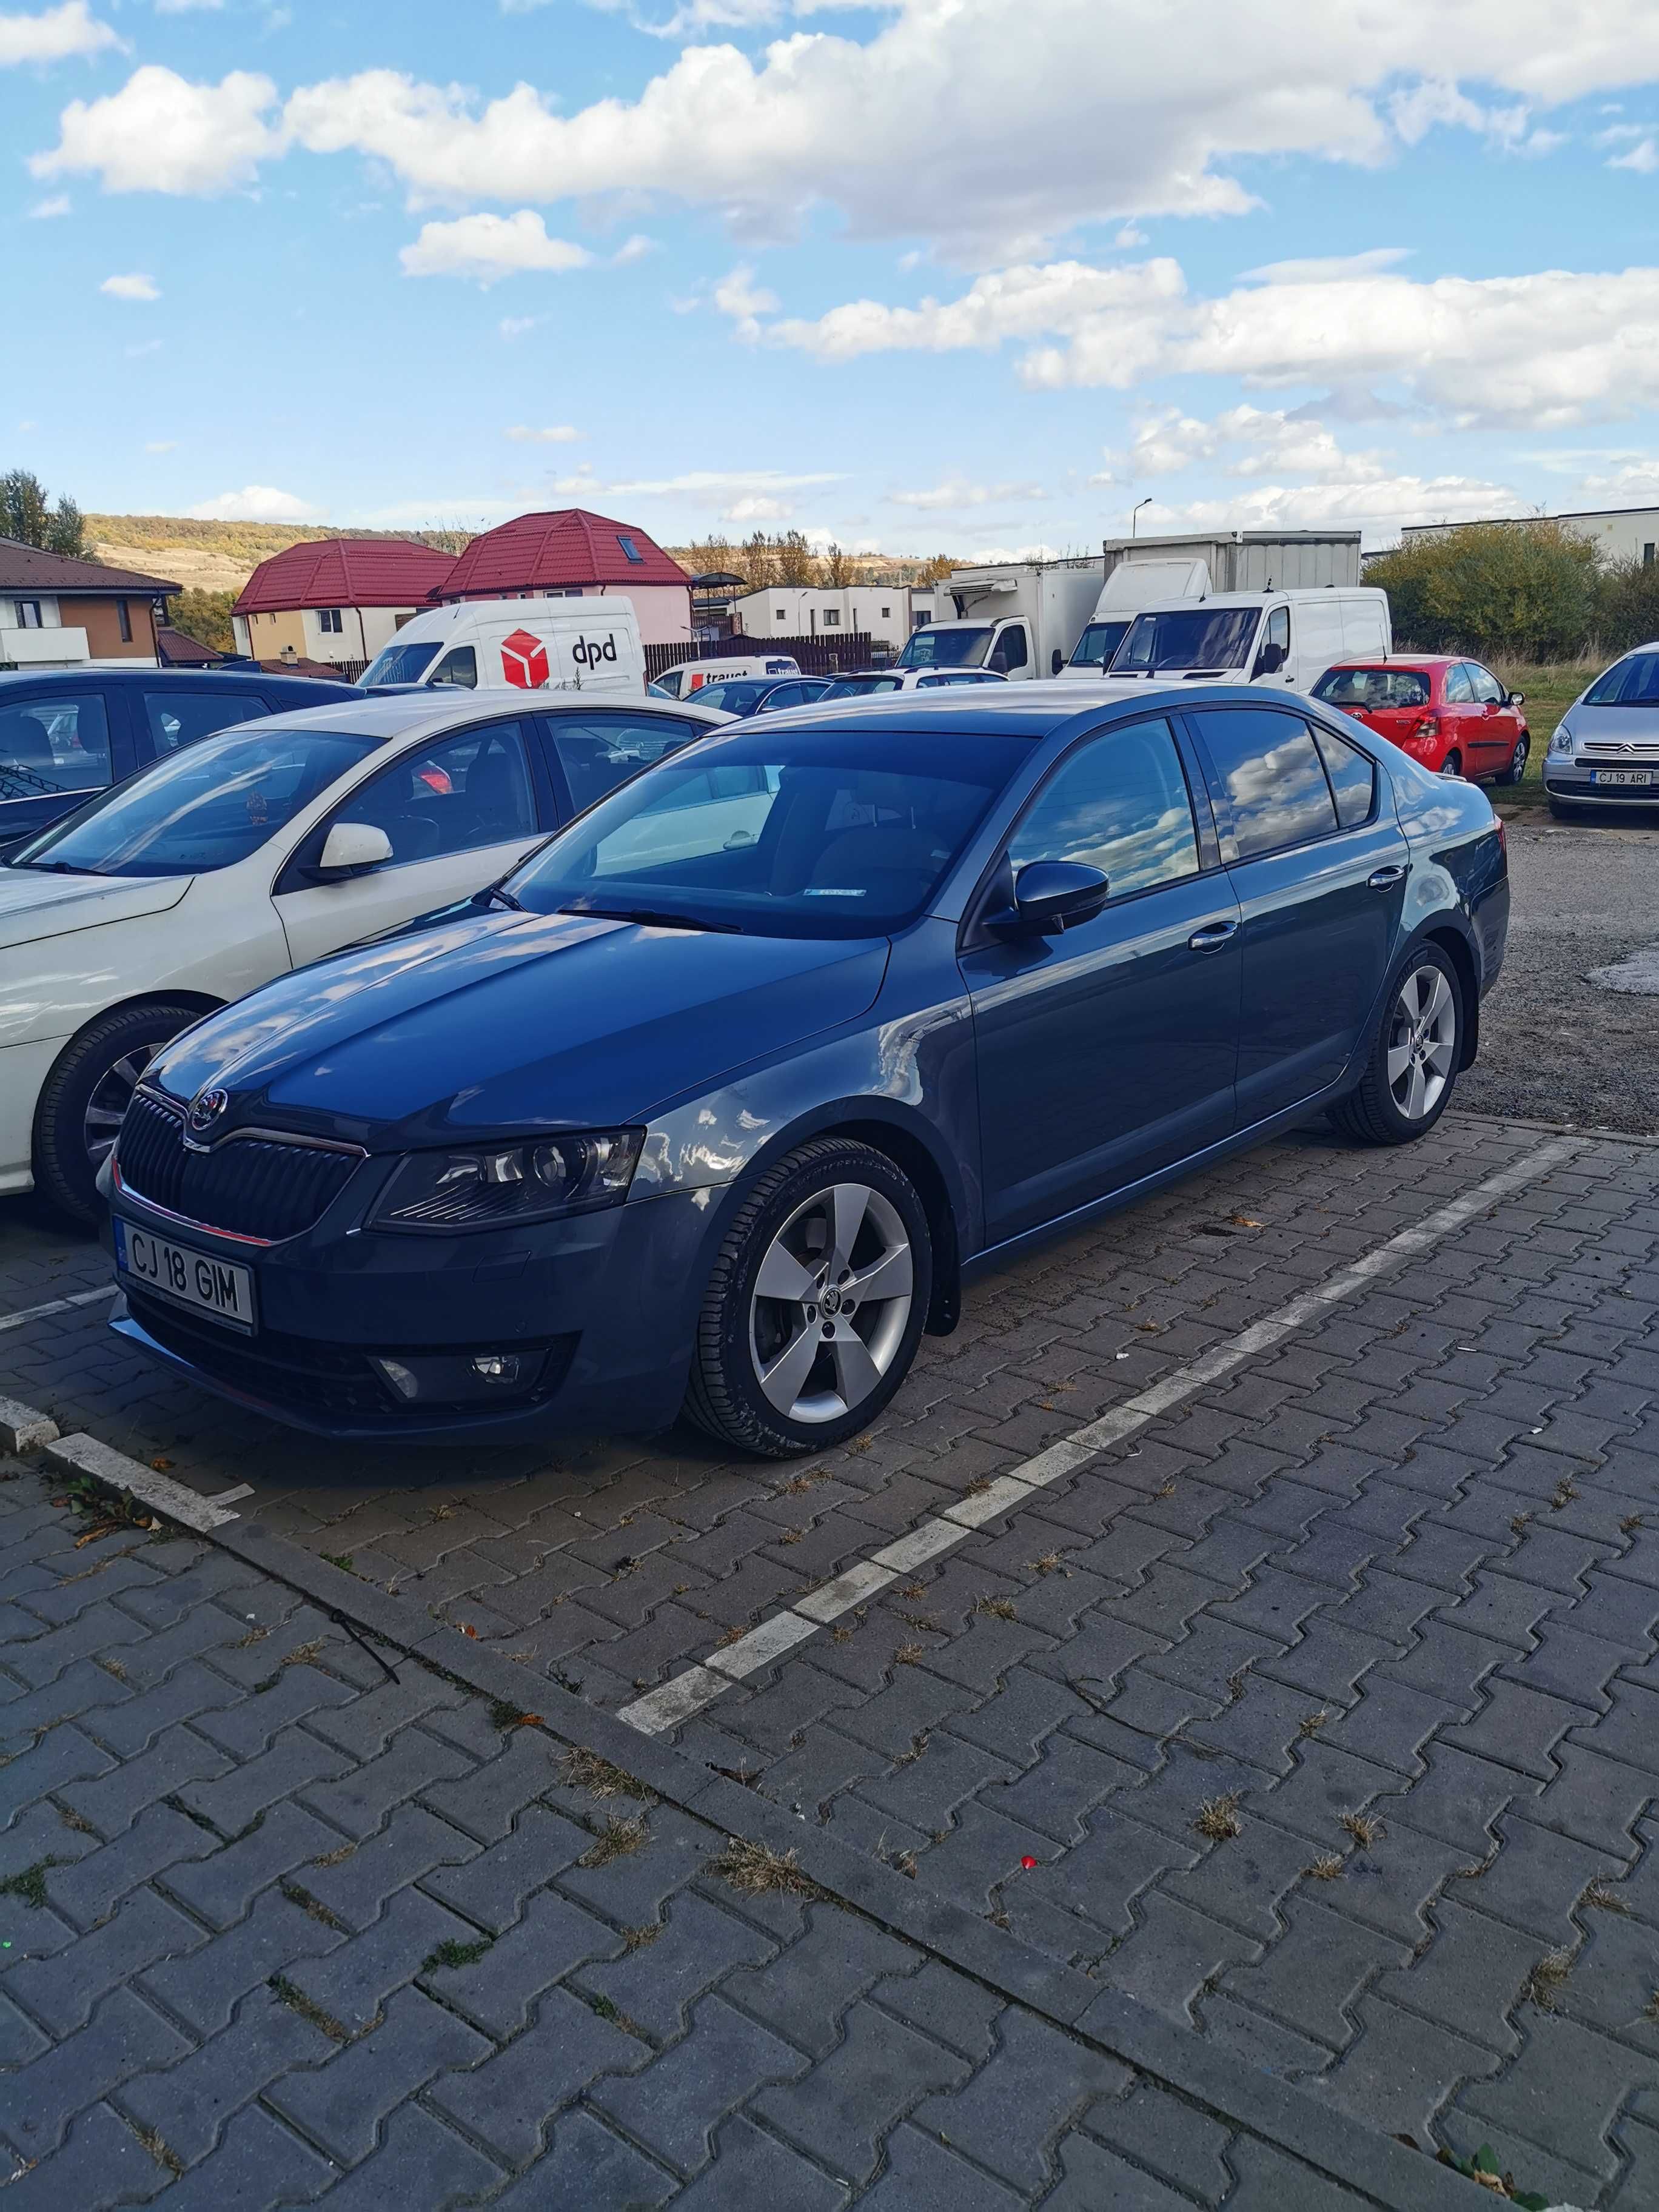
top-left (127, 1288), bottom-right (578, 1424)
top-left (116, 1092), bottom-right (364, 1243)
top-left (1580, 740), bottom-right (1659, 759)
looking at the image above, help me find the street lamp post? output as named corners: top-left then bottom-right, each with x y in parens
top-left (1131, 497), bottom-right (1153, 538)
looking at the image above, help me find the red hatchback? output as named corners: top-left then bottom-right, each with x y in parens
top-left (1311, 658), bottom-right (1530, 785)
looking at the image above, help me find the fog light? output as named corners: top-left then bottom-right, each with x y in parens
top-left (471, 1353), bottom-right (522, 1384)
top-left (369, 1348), bottom-right (546, 1406)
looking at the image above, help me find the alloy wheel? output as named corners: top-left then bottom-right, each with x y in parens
top-left (1385, 965), bottom-right (1456, 1122)
top-left (82, 1044), bottom-right (168, 1175)
top-left (1511, 739), bottom-right (1528, 776)
top-left (748, 1181), bottom-right (914, 1424)
top-left (1439, 753), bottom-right (1463, 778)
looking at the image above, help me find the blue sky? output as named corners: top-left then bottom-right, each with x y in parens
top-left (5, 0), bottom-right (1659, 555)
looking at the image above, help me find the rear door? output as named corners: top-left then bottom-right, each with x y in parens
top-left (1185, 705), bottom-right (1407, 1126)
top-left (272, 713), bottom-right (549, 967)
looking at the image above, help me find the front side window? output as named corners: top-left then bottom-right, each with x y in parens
top-left (508, 726), bottom-right (1027, 939)
top-left (1116, 607), bottom-right (1260, 675)
top-left (1192, 709), bottom-right (1339, 860)
top-left (0, 692), bottom-right (112, 805)
top-left (1265, 606), bottom-right (1290, 653)
top-left (990, 625), bottom-right (1028, 673)
top-left (1008, 717), bottom-right (1200, 902)
top-left (7, 726), bottom-right (373, 877)
top-left (359, 639), bottom-right (440, 688)
top-left (1312, 666), bottom-right (1430, 710)
top-left (1585, 652), bottom-right (1659, 705)
top-left (545, 714), bottom-right (702, 815)
top-left (143, 689), bottom-right (267, 756)
top-left (1070, 620), bottom-right (1130, 669)
top-left (1466, 663), bottom-right (1504, 705)
top-left (429, 646), bottom-right (477, 691)
top-left (329, 719), bottom-right (537, 867)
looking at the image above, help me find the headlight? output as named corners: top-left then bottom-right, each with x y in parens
top-left (1547, 722), bottom-right (1575, 757)
top-left (369, 1130), bottom-right (643, 1232)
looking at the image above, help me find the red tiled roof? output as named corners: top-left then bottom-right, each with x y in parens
top-left (156, 626), bottom-right (221, 665)
top-left (0, 535), bottom-right (179, 595)
top-left (233, 537), bottom-right (458, 617)
top-left (437, 509), bottom-right (691, 599)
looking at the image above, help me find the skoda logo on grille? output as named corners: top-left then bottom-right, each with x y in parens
top-left (187, 1088), bottom-right (229, 1136)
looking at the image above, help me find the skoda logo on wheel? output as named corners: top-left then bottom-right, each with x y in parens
top-left (188, 1088), bottom-right (229, 1136)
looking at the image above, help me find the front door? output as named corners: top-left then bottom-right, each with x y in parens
top-left (273, 715), bottom-right (548, 969)
top-left (962, 714), bottom-right (1241, 1246)
top-left (1464, 662), bottom-right (1521, 776)
top-left (1185, 706), bottom-right (1409, 1127)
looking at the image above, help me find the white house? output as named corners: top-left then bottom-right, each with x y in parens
top-left (732, 585), bottom-right (932, 652)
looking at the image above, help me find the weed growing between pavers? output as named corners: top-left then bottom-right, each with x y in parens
top-left (1520, 1948), bottom-right (1574, 2011)
top-left (0, 1860), bottom-right (58, 1908)
top-left (423, 1938), bottom-right (494, 1973)
top-left (269, 1975), bottom-right (349, 2042)
top-left (1194, 1794), bottom-right (1243, 1843)
top-left (1304, 1853), bottom-right (1345, 1881)
top-left (708, 1837), bottom-right (825, 1902)
top-left (1341, 1812), bottom-right (1383, 1848)
top-left (280, 1882), bottom-right (346, 1931)
top-left (561, 1747), bottom-right (649, 1801)
top-left (579, 1815), bottom-right (648, 1868)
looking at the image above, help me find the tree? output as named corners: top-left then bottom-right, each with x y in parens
top-left (1, 469), bottom-right (90, 559)
top-left (821, 541), bottom-right (852, 588)
top-left (773, 529), bottom-right (820, 586)
top-left (917, 554), bottom-right (958, 585)
top-left (167, 588), bottom-right (236, 655)
top-left (1366, 520), bottom-right (1600, 660)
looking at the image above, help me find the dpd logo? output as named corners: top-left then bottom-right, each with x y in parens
top-left (500, 630), bottom-right (550, 688)
top-left (571, 634), bottom-right (620, 669)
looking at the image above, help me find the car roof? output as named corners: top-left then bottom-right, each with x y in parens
top-left (230, 690), bottom-right (733, 743)
top-left (1322, 657), bottom-right (1458, 671)
top-left (0, 666), bottom-right (356, 694)
top-left (749, 677), bottom-right (1204, 737)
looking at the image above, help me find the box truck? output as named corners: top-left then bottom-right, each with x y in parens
top-left (358, 598), bottom-right (646, 695)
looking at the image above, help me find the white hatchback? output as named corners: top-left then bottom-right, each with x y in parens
top-left (0, 690), bottom-right (727, 1219)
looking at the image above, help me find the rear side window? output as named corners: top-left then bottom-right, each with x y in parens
top-left (143, 688), bottom-right (266, 755)
top-left (1313, 667), bottom-right (1429, 710)
top-left (544, 714), bottom-right (701, 815)
top-left (1009, 716), bottom-right (1200, 901)
top-left (1192, 709), bottom-right (1338, 860)
top-left (1312, 726), bottom-right (1376, 828)
top-left (0, 692), bottom-right (112, 803)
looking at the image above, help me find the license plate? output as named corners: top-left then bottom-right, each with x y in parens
top-left (114, 1220), bottom-right (256, 1334)
top-left (1592, 768), bottom-right (1655, 787)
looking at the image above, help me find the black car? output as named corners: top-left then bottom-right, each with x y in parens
top-left (0, 666), bottom-right (361, 848)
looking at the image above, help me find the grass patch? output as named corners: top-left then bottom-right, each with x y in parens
top-left (561, 1746), bottom-right (649, 1801)
top-left (129, 2123), bottom-right (184, 2178)
top-left (708, 1836), bottom-right (825, 1900)
top-left (1581, 1878), bottom-right (1630, 1915)
top-left (621, 1923), bottom-right (661, 1951)
top-left (974, 1594), bottom-right (1017, 1621)
top-left (423, 1937), bottom-right (494, 1973)
top-left (0, 1859), bottom-right (58, 1908)
top-left (320, 1553), bottom-right (356, 1577)
top-left (1304, 1852), bottom-right (1345, 1882)
top-left (585, 1991), bottom-right (648, 2039)
top-left (1521, 1947), bottom-right (1573, 2012)
top-left (269, 1974), bottom-right (349, 2042)
top-left (1194, 1794), bottom-right (1243, 1843)
top-left (280, 1882), bottom-right (346, 1932)
top-left (1341, 1811), bottom-right (1383, 1849)
top-left (578, 1815), bottom-right (648, 1868)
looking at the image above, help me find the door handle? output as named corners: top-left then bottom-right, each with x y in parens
top-left (1188, 919), bottom-right (1239, 951)
top-left (1367, 865), bottom-right (1407, 890)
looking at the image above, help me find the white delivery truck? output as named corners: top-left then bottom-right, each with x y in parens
top-left (1108, 586), bottom-right (1391, 693)
top-left (1060, 558), bottom-right (1214, 678)
top-left (894, 557), bottom-right (1104, 682)
top-left (358, 598), bottom-right (646, 695)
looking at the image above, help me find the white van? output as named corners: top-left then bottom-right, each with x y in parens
top-left (652, 654), bottom-right (800, 699)
top-left (358, 598), bottom-right (645, 696)
top-left (1109, 588), bottom-right (1390, 694)
top-left (1061, 558), bottom-right (1214, 679)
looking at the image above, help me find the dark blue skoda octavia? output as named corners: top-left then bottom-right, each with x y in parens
top-left (104, 685), bottom-right (1509, 1456)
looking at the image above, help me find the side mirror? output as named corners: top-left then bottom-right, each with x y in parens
top-left (1509, 690), bottom-right (1526, 707)
top-left (1253, 641), bottom-right (1287, 677)
top-left (1050, 648), bottom-right (1064, 677)
top-left (311, 821), bottom-right (393, 882)
top-left (997, 860), bottom-right (1110, 937)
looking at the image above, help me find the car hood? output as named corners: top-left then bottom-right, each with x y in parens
top-left (0, 868), bottom-right (190, 953)
top-left (149, 907), bottom-right (890, 1141)
top-left (1559, 702), bottom-right (1659, 743)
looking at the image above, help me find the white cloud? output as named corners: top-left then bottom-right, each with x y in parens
top-left (612, 232), bottom-right (658, 263)
top-left (888, 478), bottom-right (1048, 510)
top-left (723, 495), bottom-right (794, 522)
top-left (767, 258), bottom-right (1184, 362)
top-left (1128, 475), bottom-right (1527, 536)
top-left (33, 66), bottom-right (284, 194)
top-left (188, 484), bottom-right (321, 521)
top-left (155, 0), bottom-right (223, 11)
top-left (399, 209), bottom-right (592, 283)
top-left (101, 270), bottom-right (159, 300)
top-left (1097, 403), bottom-right (1392, 485)
top-left (27, 194), bottom-right (70, 218)
top-left (713, 263), bottom-right (779, 341)
top-left (965, 540), bottom-right (1065, 562)
top-left (124, 337), bottom-right (162, 357)
top-left (498, 313), bottom-right (546, 339)
top-left (504, 423), bottom-right (583, 443)
top-left (605, 468), bottom-right (843, 498)
top-left (0, 2), bottom-right (118, 66)
top-left (144, 438), bottom-right (178, 452)
top-left (1239, 247), bottom-right (1412, 284)
top-left (1610, 138), bottom-right (1659, 171)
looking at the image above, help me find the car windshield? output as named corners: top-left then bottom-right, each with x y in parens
top-left (822, 675), bottom-right (902, 699)
top-left (1584, 652), bottom-right (1659, 706)
top-left (1313, 666), bottom-right (1431, 710)
top-left (895, 626), bottom-right (993, 669)
top-left (360, 640), bottom-right (440, 688)
top-left (1116, 608), bottom-right (1259, 674)
top-left (506, 725), bottom-right (1028, 940)
top-left (1070, 620), bottom-right (1131, 669)
top-left (697, 681), bottom-right (773, 713)
top-left (5, 727), bottom-right (375, 879)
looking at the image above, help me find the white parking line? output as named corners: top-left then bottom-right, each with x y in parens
top-left (618, 1136), bottom-right (1581, 1736)
top-left (0, 1285), bottom-right (118, 1336)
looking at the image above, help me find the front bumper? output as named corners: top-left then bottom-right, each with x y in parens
top-left (104, 1176), bottom-right (722, 1442)
top-left (1543, 768), bottom-right (1659, 802)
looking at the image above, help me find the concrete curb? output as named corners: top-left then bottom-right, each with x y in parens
top-left (16, 1412), bottom-right (1491, 2211)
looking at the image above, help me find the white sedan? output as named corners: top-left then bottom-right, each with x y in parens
top-left (0, 690), bottom-right (728, 1221)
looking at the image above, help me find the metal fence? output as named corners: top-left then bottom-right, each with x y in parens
top-left (643, 633), bottom-right (877, 683)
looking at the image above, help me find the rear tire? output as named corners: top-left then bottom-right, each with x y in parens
top-left (1328, 947), bottom-right (1463, 1148)
top-left (33, 999), bottom-right (204, 1225)
top-left (1547, 797), bottom-right (1583, 822)
top-left (685, 1138), bottom-right (933, 1458)
top-left (1493, 734), bottom-right (1529, 787)
top-left (1439, 751), bottom-right (1463, 779)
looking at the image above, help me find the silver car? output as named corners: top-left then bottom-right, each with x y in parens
top-left (1544, 644), bottom-right (1659, 816)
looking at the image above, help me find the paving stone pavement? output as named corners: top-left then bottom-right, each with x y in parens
top-left (0, 1465), bottom-right (1486, 2210)
top-left (2, 1110), bottom-right (1658, 2204)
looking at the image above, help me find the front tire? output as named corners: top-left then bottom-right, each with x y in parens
top-left (33, 999), bottom-right (204, 1225)
top-left (685, 1138), bottom-right (933, 1458)
top-left (1328, 948), bottom-right (1463, 1148)
top-left (1493, 734), bottom-right (1529, 787)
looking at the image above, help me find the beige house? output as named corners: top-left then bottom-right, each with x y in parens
top-left (232, 538), bottom-right (460, 668)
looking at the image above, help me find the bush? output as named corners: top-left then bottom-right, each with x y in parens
top-left (1367, 520), bottom-right (1601, 660)
top-left (1594, 554), bottom-right (1659, 657)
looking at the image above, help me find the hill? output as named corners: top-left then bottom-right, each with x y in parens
top-left (85, 515), bottom-right (474, 594)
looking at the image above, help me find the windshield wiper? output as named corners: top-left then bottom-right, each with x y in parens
top-left (475, 883), bottom-right (523, 911)
top-left (17, 860), bottom-right (106, 877)
top-left (560, 903), bottom-right (741, 934)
